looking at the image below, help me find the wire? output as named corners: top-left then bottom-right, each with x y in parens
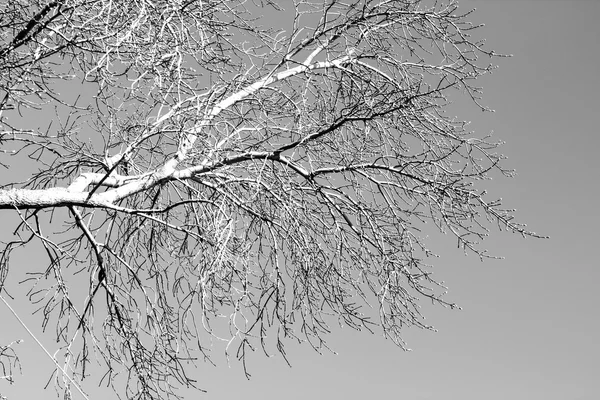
top-left (0, 294), bottom-right (90, 400)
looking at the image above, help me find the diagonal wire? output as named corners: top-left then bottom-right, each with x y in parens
top-left (0, 294), bottom-right (90, 400)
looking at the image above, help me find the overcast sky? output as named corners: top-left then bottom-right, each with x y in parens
top-left (1, 1), bottom-right (599, 400)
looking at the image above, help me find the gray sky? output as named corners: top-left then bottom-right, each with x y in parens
top-left (1, 1), bottom-right (599, 399)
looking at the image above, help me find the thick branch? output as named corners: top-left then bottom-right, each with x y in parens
top-left (0, 188), bottom-right (110, 210)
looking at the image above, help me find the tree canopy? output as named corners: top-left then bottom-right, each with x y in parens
top-left (0, 0), bottom-right (542, 399)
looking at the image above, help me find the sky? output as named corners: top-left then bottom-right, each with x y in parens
top-left (1, 1), bottom-right (599, 400)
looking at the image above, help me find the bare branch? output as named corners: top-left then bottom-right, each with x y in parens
top-left (0, 1), bottom-right (543, 398)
